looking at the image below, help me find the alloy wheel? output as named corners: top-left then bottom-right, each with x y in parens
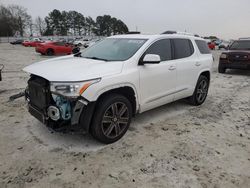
top-left (101, 102), bottom-right (129, 139)
top-left (196, 80), bottom-right (208, 103)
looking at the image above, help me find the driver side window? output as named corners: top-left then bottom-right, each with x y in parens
top-left (143, 39), bottom-right (172, 61)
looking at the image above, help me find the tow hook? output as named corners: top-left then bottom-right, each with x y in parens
top-left (9, 91), bottom-right (25, 102)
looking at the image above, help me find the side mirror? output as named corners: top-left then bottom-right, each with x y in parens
top-left (140, 54), bottom-right (161, 65)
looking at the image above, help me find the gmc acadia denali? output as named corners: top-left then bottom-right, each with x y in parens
top-left (23, 33), bottom-right (213, 144)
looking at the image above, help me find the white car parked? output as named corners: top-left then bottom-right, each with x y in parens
top-left (23, 33), bottom-right (213, 144)
top-left (73, 38), bottom-right (89, 46)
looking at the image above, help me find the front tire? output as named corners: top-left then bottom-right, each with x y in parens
top-left (188, 75), bottom-right (209, 106)
top-left (90, 94), bottom-right (132, 144)
top-left (46, 49), bottom-right (54, 56)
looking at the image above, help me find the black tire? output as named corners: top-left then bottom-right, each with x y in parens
top-left (188, 75), bottom-right (209, 106)
top-left (72, 47), bottom-right (80, 54)
top-left (46, 49), bottom-right (54, 56)
top-left (218, 65), bottom-right (226, 73)
top-left (90, 94), bottom-right (132, 144)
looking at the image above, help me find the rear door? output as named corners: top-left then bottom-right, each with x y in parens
top-left (171, 38), bottom-right (200, 100)
top-left (139, 39), bottom-right (177, 112)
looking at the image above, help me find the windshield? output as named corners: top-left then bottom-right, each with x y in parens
top-left (81, 38), bottom-right (147, 61)
top-left (229, 40), bottom-right (250, 50)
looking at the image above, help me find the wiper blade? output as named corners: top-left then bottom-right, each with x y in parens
top-left (85, 56), bottom-right (108, 61)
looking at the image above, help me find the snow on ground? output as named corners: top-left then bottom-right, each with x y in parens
top-left (0, 44), bottom-right (249, 188)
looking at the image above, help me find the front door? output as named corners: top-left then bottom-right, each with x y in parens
top-left (139, 39), bottom-right (177, 112)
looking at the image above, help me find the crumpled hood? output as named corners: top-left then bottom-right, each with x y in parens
top-left (23, 55), bottom-right (124, 82)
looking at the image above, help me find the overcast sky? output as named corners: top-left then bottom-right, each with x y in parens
top-left (1, 0), bottom-right (249, 39)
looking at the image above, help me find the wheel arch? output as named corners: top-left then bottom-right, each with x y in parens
top-left (199, 70), bottom-right (210, 82)
top-left (94, 85), bottom-right (139, 116)
top-left (188, 69), bottom-right (211, 106)
top-left (192, 69), bottom-right (211, 93)
top-left (80, 85), bottom-right (139, 133)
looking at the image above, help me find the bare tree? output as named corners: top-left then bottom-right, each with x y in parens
top-left (8, 5), bottom-right (31, 36)
top-left (35, 16), bottom-right (46, 36)
top-left (85, 16), bottom-right (95, 36)
top-left (27, 17), bottom-right (34, 37)
top-left (0, 5), bottom-right (16, 37)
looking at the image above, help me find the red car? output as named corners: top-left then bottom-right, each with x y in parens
top-left (35, 41), bottom-right (74, 56)
top-left (22, 38), bottom-right (43, 47)
top-left (208, 42), bottom-right (216, 50)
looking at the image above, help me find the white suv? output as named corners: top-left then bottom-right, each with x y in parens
top-left (23, 33), bottom-right (213, 144)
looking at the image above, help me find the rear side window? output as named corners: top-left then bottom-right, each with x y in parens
top-left (172, 39), bottom-right (194, 59)
top-left (143, 39), bottom-right (172, 61)
top-left (195, 40), bottom-right (211, 54)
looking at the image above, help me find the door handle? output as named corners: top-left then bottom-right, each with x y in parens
top-left (168, 65), bottom-right (176, 71)
top-left (195, 62), bottom-right (201, 66)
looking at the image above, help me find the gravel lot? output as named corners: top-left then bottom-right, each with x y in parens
top-left (0, 43), bottom-right (250, 188)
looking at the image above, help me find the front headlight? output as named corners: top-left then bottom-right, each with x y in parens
top-left (50, 78), bottom-right (101, 97)
top-left (220, 54), bottom-right (228, 59)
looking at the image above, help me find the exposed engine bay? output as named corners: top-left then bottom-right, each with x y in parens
top-left (48, 95), bottom-right (72, 121)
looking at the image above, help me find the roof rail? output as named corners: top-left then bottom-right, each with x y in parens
top-left (161, 30), bottom-right (200, 37)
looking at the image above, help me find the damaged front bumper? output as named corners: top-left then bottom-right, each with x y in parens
top-left (26, 76), bottom-right (95, 132)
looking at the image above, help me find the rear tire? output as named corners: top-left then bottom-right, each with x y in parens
top-left (90, 94), bottom-right (132, 144)
top-left (188, 75), bottom-right (209, 106)
top-left (46, 49), bottom-right (54, 56)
